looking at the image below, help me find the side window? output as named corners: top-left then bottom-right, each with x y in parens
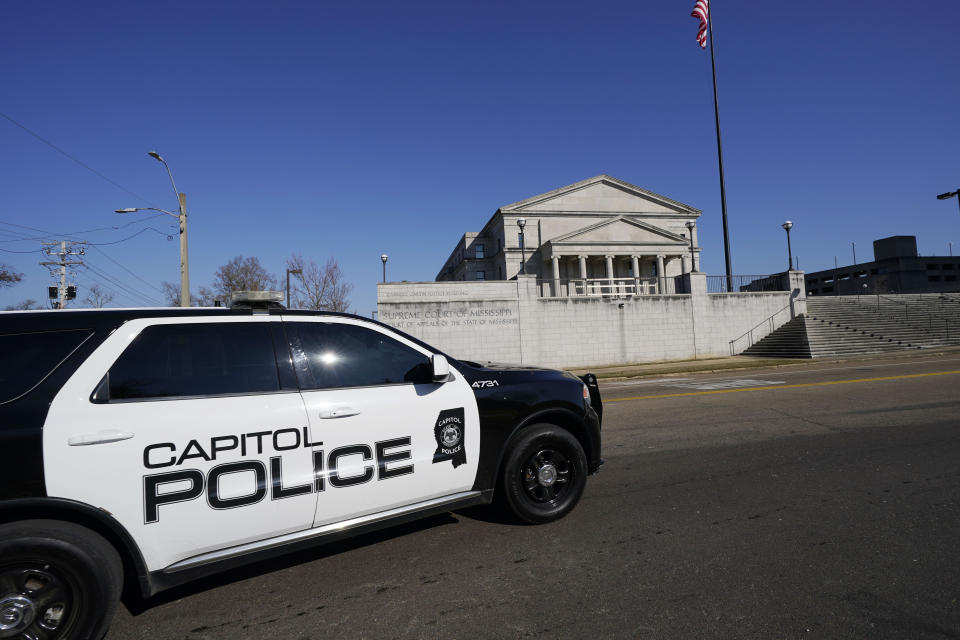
top-left (107, 323), bottom-right (280, 401)
top-left (475, 244), bottom-right (484, 259)
top-left (0, 329), bottom-right (93, 405)
top-left (288, 322), bottom-right (431, 389)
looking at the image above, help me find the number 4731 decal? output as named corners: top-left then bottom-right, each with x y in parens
top-left (471, 380), bottom-right (499, 388)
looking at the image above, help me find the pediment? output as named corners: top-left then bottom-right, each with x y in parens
top-left (499, 175), bottom-right (700, 215)
top-left (550, 216), bottom-right (688, 244)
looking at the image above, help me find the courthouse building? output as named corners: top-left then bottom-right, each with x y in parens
top-left (436, 175), bottom-right (703, 295)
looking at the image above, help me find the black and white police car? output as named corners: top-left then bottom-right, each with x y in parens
top-left (0, 295), bottom-right (602, 640)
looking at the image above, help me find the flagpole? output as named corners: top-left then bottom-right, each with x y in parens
top-left (706, 1), bottom-right (733, 292)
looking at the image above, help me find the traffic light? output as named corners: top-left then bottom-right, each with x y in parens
top-left (66, 285), bottom-right (77, 300)
top-left (48, 286), bottom-right (58, 299)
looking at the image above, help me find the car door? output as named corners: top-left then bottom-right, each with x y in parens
top-left (283, 317), bottom-right (480, 528)
top-left (42, 316), bottom-right (319, 572)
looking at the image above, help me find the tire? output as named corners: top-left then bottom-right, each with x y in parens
top-left (499, 424), bottom-right (588, 524)
top-left (0, 519), bottom-right (123, 640)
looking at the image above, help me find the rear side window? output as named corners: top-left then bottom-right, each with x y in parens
top-left (0, 329), bottom-right (93, 404)
top-left (107, 323), bottom-right (280, 401)
top-left (288, 322), bottom-right (430, 389)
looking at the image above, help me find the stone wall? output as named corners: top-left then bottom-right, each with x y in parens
top-left (378, 273), bottom-right (804, 368)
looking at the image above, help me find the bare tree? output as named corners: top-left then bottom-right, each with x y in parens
top-left (161, 282), bottom-right (220, 307)
top-left (84, 284), bottom-right (115, 308)
top-left (286, 254), bottom-right (353, 312)
top-left (1, 264), bottom-right (23, 288)
top-left (213, 256), bottom-right (277, 299)
top-left (5, 299), bottom-right (42, 310)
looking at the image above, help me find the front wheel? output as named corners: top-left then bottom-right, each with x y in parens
top-left (0, 520), bottom-right (122, 640)
top-left (499, 425), bottom-right (588, 524)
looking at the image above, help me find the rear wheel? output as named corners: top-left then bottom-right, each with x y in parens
top-left (499, 425), bottom-right (587, 524)
top-left (0, 520), bottom-right (122, 640)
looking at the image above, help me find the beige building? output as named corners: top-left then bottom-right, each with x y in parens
top-left (436, 175), bottom-right (702, 296)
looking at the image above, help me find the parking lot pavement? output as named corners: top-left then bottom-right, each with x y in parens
top-left (107, 353), bottom-right (960, 639)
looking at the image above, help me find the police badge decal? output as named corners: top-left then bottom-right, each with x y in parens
top-left (432, 408), bottom-right (467, 468)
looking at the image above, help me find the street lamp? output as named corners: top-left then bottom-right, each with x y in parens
top-left (937, 189), bottom-right (960, 216)
top-left (285, 268), bottom-right (302, 308)
top-left (381, 254), bottom-right (388, 283)
top-left (517, 218), bottom-right (527, 275)
top-left (685, 220), bottom-right (697, 272)
top-left (116, 151), bottom-right (189, 307)
top-left (782, 221), bottom-right (794, 271)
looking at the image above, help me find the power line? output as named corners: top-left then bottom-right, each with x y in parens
top-left (0, 213), bottom-right (170, 243)
top-left (0, 111), bottom-right (155, 206)
top-left (86, 227), bottom-right (173, 246)
top-left (82, 262), bottom-right (163, 306)
top-left (88, 245), bottom-right (166, 295)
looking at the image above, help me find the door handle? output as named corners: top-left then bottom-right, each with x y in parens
top-left (68, 429), bottom-right (135, 446)
top-left (318, 406), bottom-right (361, 419)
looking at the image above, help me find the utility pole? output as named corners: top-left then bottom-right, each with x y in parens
top-left (40, 241), bottom-right (86, 309)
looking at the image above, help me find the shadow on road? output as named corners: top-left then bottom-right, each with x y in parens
top-left (121, 512), bottom-right (459, 615)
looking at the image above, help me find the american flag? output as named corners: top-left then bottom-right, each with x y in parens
top-left (691, 0), bottom-right (709, 49)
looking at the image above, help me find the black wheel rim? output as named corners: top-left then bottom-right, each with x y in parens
top-left (0, 560), bottom-right (80, 640)
top-left (521, 447), bottom-right (575, 505)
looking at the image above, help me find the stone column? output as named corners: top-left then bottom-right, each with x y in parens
top-left (656, 254), bottom-right (666, 294)
top-left (631, 255), bottom-right (640, 295)
top-left (551, 255), bottom-right (561, 297)
top-left (605, 254), bottom-right (615, 295)
top-left (577, 254), bottom-right (588, 295)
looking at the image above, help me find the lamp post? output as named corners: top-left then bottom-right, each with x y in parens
top-left (285, 268), bottom-right (302, 309)
top-left (380, 254), bottom-right (388, 283)
top-left (782, 221), bottom-right (794, 271)
top-left (937, 188), bottom-right (960, 215)
top-left (517, 218), bottom-right (527, 275)
top-left (116, 150), bottom-right (189, 306)
top-left (685, 220), bottom-right (697, 272)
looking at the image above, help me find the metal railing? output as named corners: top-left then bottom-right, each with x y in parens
top-left (708, 274), bottom-right (788, 293)
top-left (537, 277), bottom-right (681, 297)
top-left (728, 303), bottom-right (795, 355)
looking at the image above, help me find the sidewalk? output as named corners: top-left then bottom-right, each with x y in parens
top-left (569, 345), bottom-right (960, 380)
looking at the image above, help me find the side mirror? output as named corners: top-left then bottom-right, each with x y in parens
top-left (431, 354), bottom-right (452, 382)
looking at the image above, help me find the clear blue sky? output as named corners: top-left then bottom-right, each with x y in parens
top-left (2, 0), bottom-right (958, 313)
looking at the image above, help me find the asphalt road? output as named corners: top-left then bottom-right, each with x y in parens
top-left (107, 353), bottom-right (960, 640)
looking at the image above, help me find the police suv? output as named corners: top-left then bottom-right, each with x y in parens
top-left (0, 299), bottom-right (602, 640)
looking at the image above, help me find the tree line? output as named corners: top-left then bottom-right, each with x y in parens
top-left (2, 254), bottom-right (352, 312)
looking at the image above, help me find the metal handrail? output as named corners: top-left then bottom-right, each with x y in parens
top-left (728, 303), bottom-right (794, 355)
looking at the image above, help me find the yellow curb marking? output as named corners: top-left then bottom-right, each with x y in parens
top-left (606, 370), bottom-right (960, 402)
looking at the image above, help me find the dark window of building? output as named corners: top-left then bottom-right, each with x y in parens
top-left (943, 264), bottom-right (955, 270)
top-left (822, 286), bottom-right (834, 293)
top-left (0, 329), bottom-right (93, 404)
top-left (288, 322), bottom-right (430, 389)
top-left (944, 275), bottom-right (957, 282)
top-left (928, 275), bottom-right (941, 282)
top-left (476, 270), bottom-right (485, 280)
top-left (839, 273), bottom-right (850, 280)
top-left (475, 244), bottom-right (484, 259)
top-left (870, 268), bottom-right (879, 275)
top-left (927, 264), bottom-right (939, 270)
top-left (108, 323), bottom-right (280, 400)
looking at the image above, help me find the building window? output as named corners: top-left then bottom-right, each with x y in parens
top-left (475, 244), bottom-right (484, 259)
top-left (476, 271), bottom-right (485, 280)
top-left (927, 264), bottom-right (939, 270)
top-left (870, 268), bottom-right (879, 275)
top-left (943, 264), bottom-right (955, 270)
top-left (822, 286), bottom-right (834, 293)
top-left (928, 275), bottom-right (941, 282)
top-left (945, 275), bottom-right (957, 282)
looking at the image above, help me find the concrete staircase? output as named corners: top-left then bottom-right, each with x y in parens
top-left (741, 294), bottom-right (960, 358)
